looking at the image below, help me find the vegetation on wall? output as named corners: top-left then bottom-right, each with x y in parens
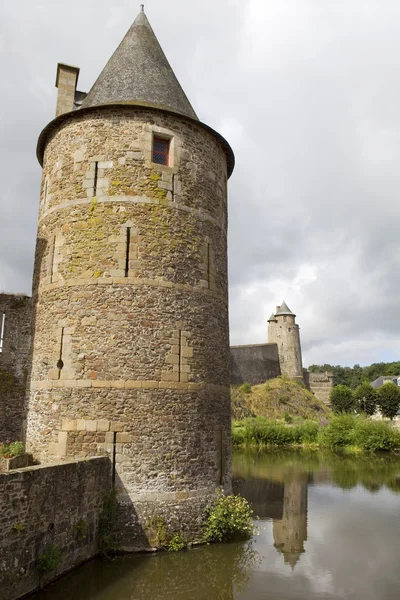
top-left (0, 441), bottom-right (24, 459)
top-left (0, 368), bottom-right (15, 393)
top-left (99, 489), bottom-right (118, 556)
top-left (36, 545), bottom-right (62, 575)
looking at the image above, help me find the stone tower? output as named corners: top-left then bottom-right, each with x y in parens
top-left (25, 8), bottom-right (234, 549)
top-left (268, 301), bottom-right (303, 382)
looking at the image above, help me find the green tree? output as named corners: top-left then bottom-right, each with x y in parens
top-left (377, 382), bottom-right (400, 420)
top-left (353, 381), bottom-right (377, 416)
top-left (330, 385), bottom-right (354, 413)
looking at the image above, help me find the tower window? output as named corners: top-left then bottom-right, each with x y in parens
top-left (152, 137), bottom-right (170, 165)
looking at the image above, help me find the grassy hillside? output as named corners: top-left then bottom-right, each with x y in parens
top-left (231, 377), bottom-right (330, 421)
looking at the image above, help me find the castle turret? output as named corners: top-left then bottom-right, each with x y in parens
top-left (268, 301), bottom-right (303, 382)
top-left (26, 8), bottom-right (234, 550)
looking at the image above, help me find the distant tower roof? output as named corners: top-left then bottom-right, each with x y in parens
top-left (275, 301), bottom-right (295, 317)
top-left (268, 313), bottom-right (277, 322)
top-left (81, 8), bottom-right (198, 120)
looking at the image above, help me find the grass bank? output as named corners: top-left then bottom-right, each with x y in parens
top-left (231, 377), bottom-right (330, 421)
top-left (232, 414), bottom-right (400, 453)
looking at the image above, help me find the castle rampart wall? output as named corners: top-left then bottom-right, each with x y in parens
top-left (0, 294), bottom-right (32, 441)
top-left (304, 371), bottom-right (334, 405)
top-left (230, 343), bottom-right (280, 385)
top-left (0, 457), bottom-right (110, 600)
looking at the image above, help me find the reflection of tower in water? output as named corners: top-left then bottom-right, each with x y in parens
top-left (273, 476), bottom-right (308, 569)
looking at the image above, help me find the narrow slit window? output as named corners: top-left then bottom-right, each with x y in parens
top-left (93, 161), bottom-right (99, 195)
top-left (152, 137), bottom-right (170, 166)
top-left (0, 312), bottom-right (5, 353)
top-left (125, 227), bottom-right (131, 277)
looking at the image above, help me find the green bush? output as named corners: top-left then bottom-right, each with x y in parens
top-left (353, 419), bottom-right (400, 452)
top-left (294, 420), bottom-right (319, 443)
top-left (354, 382), bottom-right (377, 415)
top-left (240, 383), bottom-right (252, 394)
top-left (378, 382), bottom-right (400, 419)
top-left (204, 491), bottom-right (254, 543)
top-left (36, 545), bottom-right (62, 574)
top-left (0, 441), bottom-right (24, 459)
top-left (168, 533), bottom-right (188, 552)
top-left (318, 414), bottom-right (355, 449)
top-left (330, 385), bottom-right (355, 413)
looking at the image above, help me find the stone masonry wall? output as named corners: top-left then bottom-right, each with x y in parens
top-left (26, 106), bottom-right (231, 549)
top-left (305, 371), bottom-right (334, 405)
top-left (0, 457), bottom-right (111, 600)
top-left (230, 344), bottom-right (280, 385)
top-left (0, 295), bottom-right (32, 441)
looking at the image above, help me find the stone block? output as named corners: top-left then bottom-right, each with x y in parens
top-left (110, 422), bottom-right (124, 432)
top-left (116, 433), bottom-right (131, 443)
top-left (97, 420), bottom-right (110, 432)
top-left (62, 419), bottom-right (77, 431)
top-left (76, 419), bottom-right (86, 431)
top-left (86, 420), bottom-right (97, 432)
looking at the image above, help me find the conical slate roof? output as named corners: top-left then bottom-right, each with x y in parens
top-left (268, 313), bottom-right (277, 322)
top-left (81, 8), bottom-right (198, 120)
top-left (275, 301), bottom-right (295, 317)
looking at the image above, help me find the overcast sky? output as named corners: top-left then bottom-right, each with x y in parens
top-left (1, 0), bottom-right (400, 368)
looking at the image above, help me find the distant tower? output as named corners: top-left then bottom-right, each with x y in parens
top-left (25, 9), bottom-right (234, 549)
top-left (268, 301), bottom-right (303, 382)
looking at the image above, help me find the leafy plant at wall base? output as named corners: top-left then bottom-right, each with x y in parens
top-left (168, 532), bottom-right (188, 552)
top-left (74, 518), bottom-right (88, 542)
top-left (0, 441), bottom-right (24, 459)
top-left (240, 383), bottom-right (252, 394)
top-left (36, 545), bottom-right (62, 574)
top-left (99, 489), bottom-right (118, 556)
top-left (203, 491), bottom-right (254, 544)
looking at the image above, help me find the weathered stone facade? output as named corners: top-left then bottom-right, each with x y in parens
top-left (0, 457), bottom-right (111, 600)
top-left (0, 294), bottom-right (32, 441)
top-left (25, 103), bottom-right (232, 549)
top-left (304, 371), bottom-right (334, 405)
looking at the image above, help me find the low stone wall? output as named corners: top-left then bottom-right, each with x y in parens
top-left (0, 457), bottom-right (111, 600)
top-left (305, 371), bottom-right (334, 405)
top-left (230, 344), bottom-right (280, 385)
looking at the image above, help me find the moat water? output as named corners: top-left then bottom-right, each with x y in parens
top-left (31, 450), bottom-right (400, 600)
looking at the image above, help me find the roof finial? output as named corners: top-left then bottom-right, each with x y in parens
top-left (140, 4), bottom-right (144, 12)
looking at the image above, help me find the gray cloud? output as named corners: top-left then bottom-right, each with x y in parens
top-left (1, 0), bottom-right (400, 367)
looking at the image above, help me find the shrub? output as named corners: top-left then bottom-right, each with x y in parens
top-left (204, 491), bottom-right (254, 543)
top-left (168, 533), bottom-right (188, 552)
top-left (240, 383), bottom-right (252, 394)
top-left (353, 419), bottom-right (399, 452)
top-left (318, 414), bottom-right (355, 449)
top-left (330, 385), bottom-right (354, 413)
top-left (378, 382), bottom-right (400, 419)
top-left (295, 420), bottom-right (319, 443)
top-left (36, 545), bottom-right (62, 574)
top-left (0, 441), bottom-right (24, 459)
top-left (354, 382), bottom-right (377, 416)
top-left (283, 412), bottom-right (293, 424)
top-left (231, 423), bottom-right (246, 446)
